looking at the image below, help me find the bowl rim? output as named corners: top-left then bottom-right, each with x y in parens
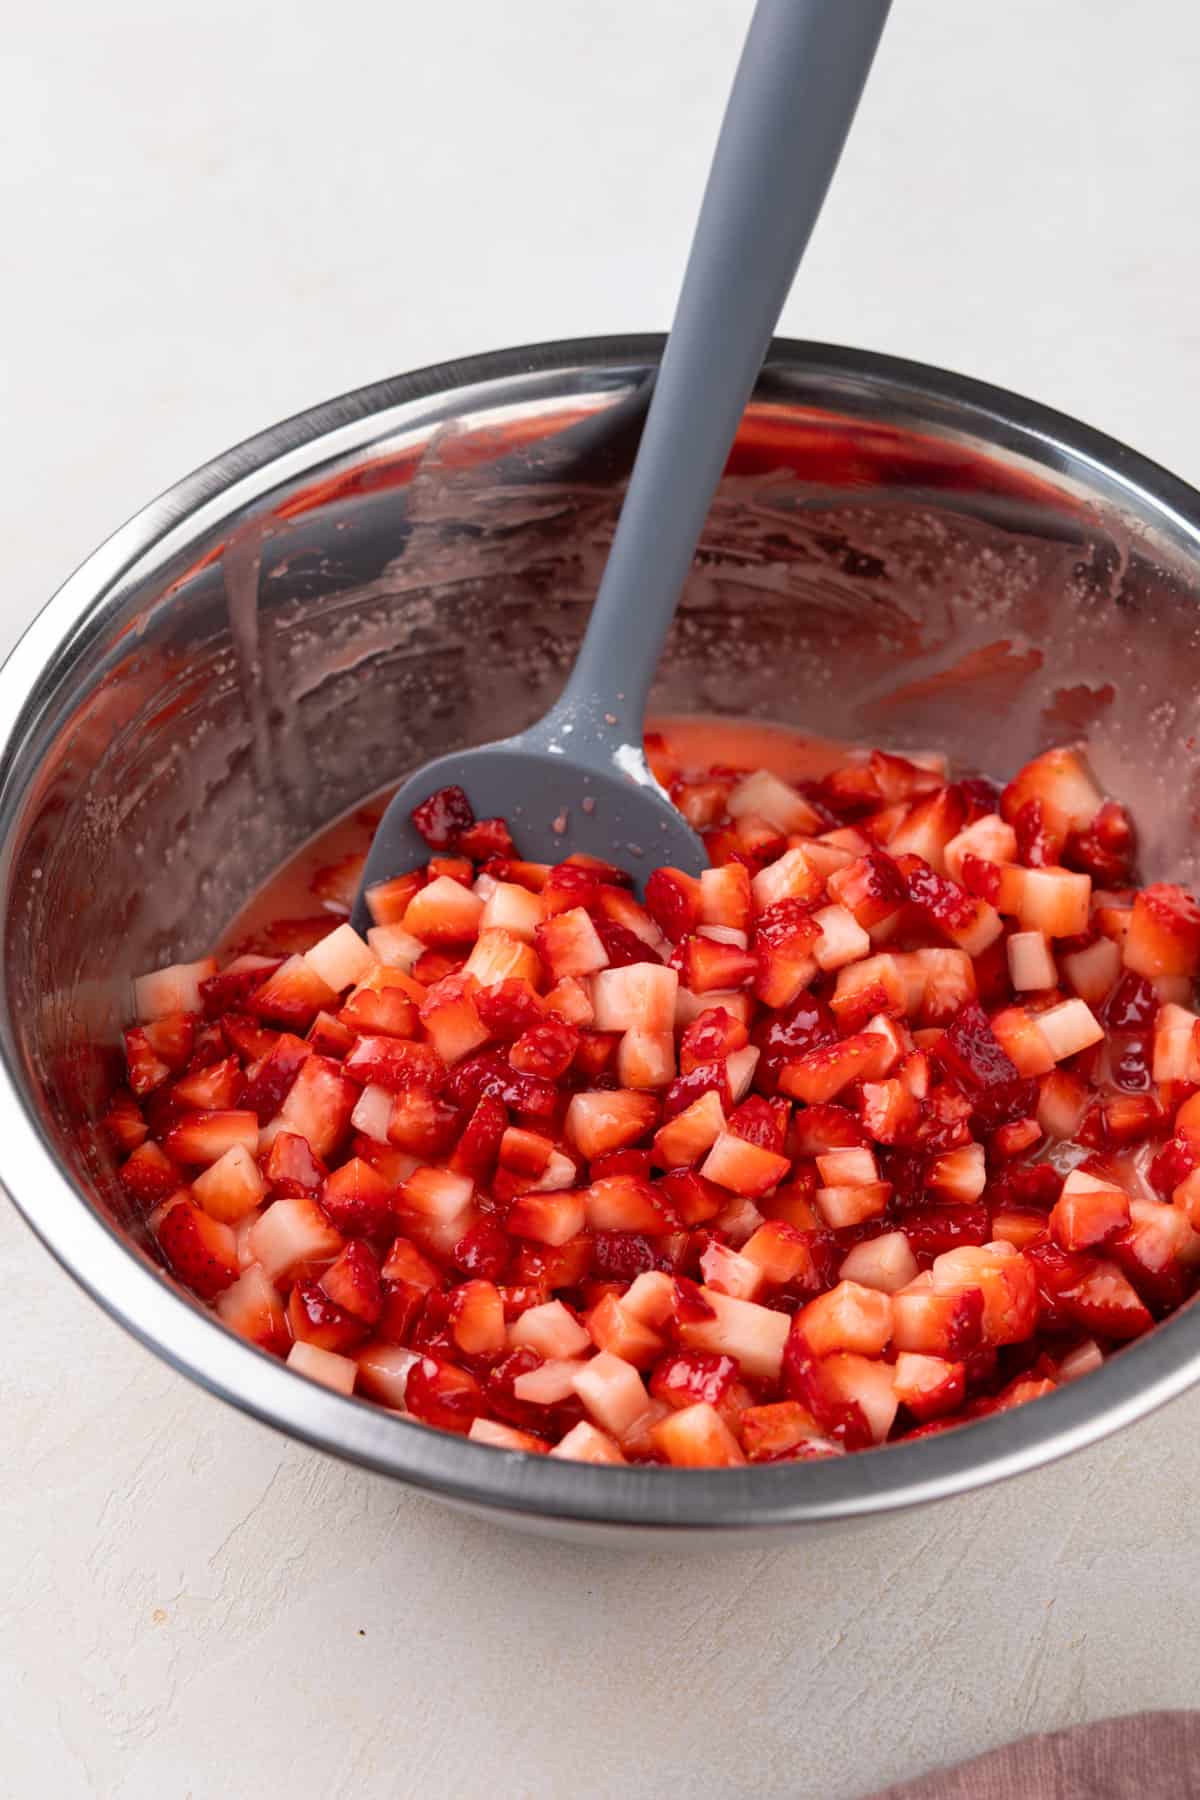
top-left (5, 332), bottom-right (1200, 1530)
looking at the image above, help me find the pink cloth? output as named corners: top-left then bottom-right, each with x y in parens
top-left (869, 1713), bottom-right (1200, 1799)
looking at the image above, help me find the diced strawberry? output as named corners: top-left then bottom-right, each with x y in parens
top-left (102, 1089), bottom-right (149, 1154)
top-left (550, 1421), bottom-right (627, 1464)
top-left (893, 1351), bottom-right (965, 1421)
top-left (1002, 747), bottom-right (1103, 838)
top-left (350, 1341), bottom-right (419, 1406)
top-left (133, 959), bottom-right (218, 1023)
top-left (1025, 1240), bottom-right (1154, 1339)
top-left (339, 969), bottom-right (421, 1039)
top-left (449, 1279), bottom-right (507, 1358)
top-left (1065, 799), bottom-right (1137, 885)
top-left (171, 1054), bottom-right (243, 1112)
top-left (318, 1156), bottom-right (395, 1237)
top-left (249, 1195), bottom-right (343, 1285)
top-left (506, 1190), bottom-right (587, 1247)
top-left (402, 876), bottom-right (484, 946)
top-left (461, 929), bottom-right (541, 990)
top-left (219, 1013), bottom-right (280, 1063)
top-left (304, 922), bottom-right (376, 996)
top-left (140, 1012), bottom-right (197, 1074)
top-left (345, 1041), bottom-right (445, 1101)
top-left (698, 1240), bottom-right (764, 1301)
top-left (814, 1180), bottom-right (891, 1229)
top-left (404, 1354), bottom-right (483, 1433)
top-left (649, 1350), bottom-right (738, 1411)
top-left (838, 1230), bottom-right (919, 1293)
top-left (239, 1032), bottom-right (312, 1125)
top-left (530, 907), bottom-right (608, 981)
top-left (926, 1143), bottom-right (986, 1204)
top-left (931, 1000), bottom-right (1032, 1130)
top-left (507, 1299), bottom-right (588, 1361)
top-left (779, 1032), bottom-right (889, 1104)
top-left (410, 784), bottom-right (474, 849)
top-left (442, 1052), bottom-right (558, 1125)
top-left (199, 955), bottom-right (284, 1017)
top-left (1124, 883), bottom-right (1200, 979)
top-left (123, 1027), bottom-right (172, 1097)
top-left (698, 862), bottom-right (753, 932)
top-left (307, 1011), bottom-right (356, 1058)
top-left (859, 1077), bottom-right (920, 1144)
top-left (455, 816), bottom-right (514, 861)
top-left (250, 955), bottom-right (337, 1029)
top-left (752, 899), bottom-right (821, 1008)
top-left (565, 1090), bottom-right (659, 1159)
top-left (737, 1219), bottom-right (812, 1287)
top-left (274, 1055), bottom-right (359, 1160)
top-left (1050, 1170), bottom-right (1131, 1251)
top-left (191, 1143), bottom-right (265, 1223)
top-left (264, 1130), bottom-right (327, 1198)
top-left (930, 1244), bottom-right (1037, 1345)
top-left (580, 1174), bottom-right (674, 1234)
top-left (162, 1109), bottom-right (258, 1167)
top-left (586, 1292), bottom-right (665, 1366)
top-left (643, 866), bottom-right (702, 943)
top-left (448, 1095), bottom-right (508, 1181)
top-left (827, 849), bottom-right (908, 932)
top-left (417, 975), bottom-right (488, 1066)
top-left (155, 1197), bottom-right (239, 1299)
top-left (897, 854), bottom-right (1002, 955)
top-left (468, 1418), bottom-right (550, 1453)
top-left (796, 1280), bottom-right (893, 1357)
top-left (287, 1278), bottom-right (366, 1353)
top-left (1060, 936), bottom-right (1122, 1008)
top-left (469, 980), bottom-right (543, 1041)
top-left (216, 1263), bottom-right (288, 1352)
top-left (509, 1020), bottom-right (579, 1080)
top-left (740, 1400), bottom-right (833, 1462)
top-left (891, 1282), bottom-right (984, 1357)
top-left (677, 1288), bottom-right (790, 1381)
top-left (364, 871), bottom-right (427, 929)
top-left (701, 1130), bottom-right (790, 1198)
top-left (676, 934), bottom-right (756, 996)
top-left (478, 880), bottom-right (544, 946)
top-left (1015, 867), bottom-right (1092, 939)
top-left (652, 1401), bottom-right (746, 1467)
top-left (285, 1340), bottom-right (358, 1394)
top-left (1111, 1198), bottom-right (1200, 1311)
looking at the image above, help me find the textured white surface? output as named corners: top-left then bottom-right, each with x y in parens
top-left (4, 2), bottom-right (1200, 1795)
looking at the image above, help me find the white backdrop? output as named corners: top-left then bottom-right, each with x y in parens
top-left (3, 4), bottom-right (1200, 1796)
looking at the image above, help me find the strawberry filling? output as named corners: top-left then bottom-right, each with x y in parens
top-left (102, 731), bottom-right (1200, 1467)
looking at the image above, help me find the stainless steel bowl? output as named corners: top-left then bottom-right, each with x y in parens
top-left (6, 336), bottom-right (1200, 1542)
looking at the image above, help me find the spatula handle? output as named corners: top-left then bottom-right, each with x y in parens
top-left (542, 0), bottom-right (891, 762)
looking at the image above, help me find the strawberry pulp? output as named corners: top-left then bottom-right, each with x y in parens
top-left (100, 722), bottom-right (1200, 1468)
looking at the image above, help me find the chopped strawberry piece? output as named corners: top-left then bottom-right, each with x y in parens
top-left (318, 1157), bottom-right (395, 1237)
top-left (264, 1130), bottom-right (327, 1198)
top-left (155, 1198), bottom-right (239, 1299)
top-left (102, 1089), bottom-right (149, 1154)
top-left (250, 955), bottom-right (337, 1029)
top-left (410, 784), bottom-right (474, 849)
top-left (509, 1020), bottom-right (579, 1079)
top-left (442, 1052), bottom-right (558, 1124)
top-left (405, 1355), bottom-right (483, 1432)
top-left (448, 1095), bottom-right (508, 1181)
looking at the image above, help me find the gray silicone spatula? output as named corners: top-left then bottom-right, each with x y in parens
top-left (351, 0), bottom-right (891, 929)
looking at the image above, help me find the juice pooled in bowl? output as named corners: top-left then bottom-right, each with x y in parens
top-left (105, 718), bottom-right (1200, 1467)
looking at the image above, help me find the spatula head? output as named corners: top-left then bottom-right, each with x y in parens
top-left (350, 741), bottom-right (707, 934)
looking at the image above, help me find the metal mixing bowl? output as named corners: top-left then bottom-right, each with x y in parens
top-left (5, 336), bottom-right (1200, 1543)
